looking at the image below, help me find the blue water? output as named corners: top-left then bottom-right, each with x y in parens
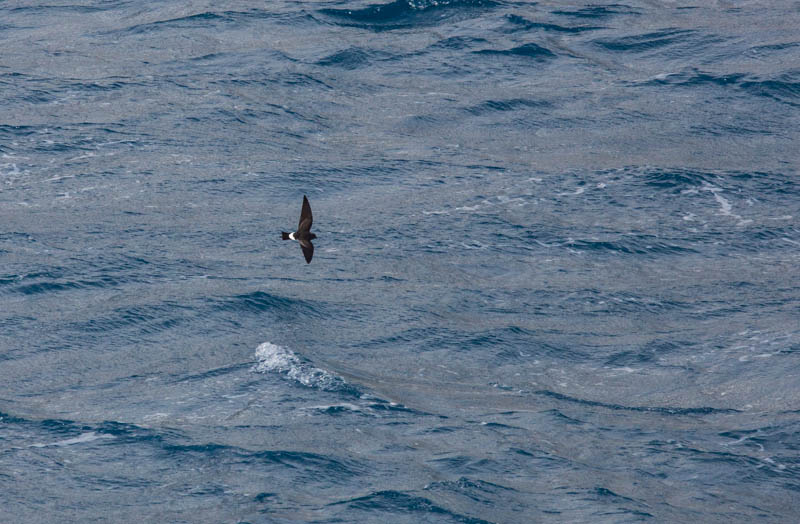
top-left (1, 1), bottom-right (799, 522)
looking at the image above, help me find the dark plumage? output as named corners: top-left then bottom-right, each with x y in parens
top-left (281, 195), bottom-right (316, 264)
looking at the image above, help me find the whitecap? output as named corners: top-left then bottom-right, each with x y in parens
top-left (30, 432), bottom-right (114, 448)
top-left (1, 162), bottom-right (23, 178)
top-left (252, 342), bottom-right (351, 392)
top-left (701, 184), bottom-right (751, 226)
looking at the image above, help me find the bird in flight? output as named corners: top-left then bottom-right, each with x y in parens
top-left (282, 195), bottom-right (316, 264)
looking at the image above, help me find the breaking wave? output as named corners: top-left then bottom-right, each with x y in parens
top-left (252, 342), bottom-right (357, 394)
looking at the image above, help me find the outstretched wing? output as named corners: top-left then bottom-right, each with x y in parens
top-left (299, 239), bottom-right (314, 264)
top-left (298, 195), bottom-right (313, 233)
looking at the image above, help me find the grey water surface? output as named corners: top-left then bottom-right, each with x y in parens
top-left (1, 1), bottom-right (799, 522)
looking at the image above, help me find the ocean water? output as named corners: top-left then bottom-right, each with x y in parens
top-left (1, 0), bottom-right (799, 522)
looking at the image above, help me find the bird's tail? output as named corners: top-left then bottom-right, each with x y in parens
top-left (281, 232), bottom-right (290, 240)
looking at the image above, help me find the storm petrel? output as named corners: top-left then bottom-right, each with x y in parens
top-left (282, 195), bottom-right (316, 264)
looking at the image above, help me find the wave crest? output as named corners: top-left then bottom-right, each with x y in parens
top-left (253, 342), bottom-right (355, 393)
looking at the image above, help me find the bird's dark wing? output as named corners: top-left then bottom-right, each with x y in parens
top-left (299, 239), bottom-right (314, 264)
top-left (298, 195), bottom-right (313, 232)
top-left (297, 218), bottom-right (312, 235)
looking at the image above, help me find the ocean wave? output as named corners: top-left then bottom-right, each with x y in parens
top-left (252, 342), bottom-right (356, 393)
top-left (316, 47), bottom-right (392, 70)
top-left (647, 68), bottom-right (800, 106)
top-left (74, 302), bottom-right (191, 336)
top-left (0, 253), bottom-right (166, 297)
top-left (463, 97), bottom-right (551, 115)
top-left (502, 13), bottom-right (603, 34)
top-left (642, 168), bottom-right (718, 190)
top-left (473, 42), bottom-right (557, 60)
top-left (215, 291), bottom-right (323, 320)
top-left (109, 12), bottom-right (232, 36)
top-left (563, 237), bottom-right (697, 256)
top-left (646, 69), bottom-right (800, 106)
top-left (646, 69), bottom-right (746, 88)
top-left (318, 0), bottom-right (498, 32)
top-left (328, 489), bottom-right (493, 524)
top-left (552, 5), bottom-right (641, 19)
top-left (594, 28), bottom-right (693, 50)
top-left (740, 74), bottom-right (800, 106)
top-left (29, 431), bottom-right (114, 449)
top-left (534, 390), bottom-right (738, 415)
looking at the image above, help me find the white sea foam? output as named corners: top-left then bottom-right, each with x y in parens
top-left (702, 184), bottom-right (752, 226)
top-left (253, 342), bottom-right (348, 391)
top-left (557, 187), bottom-right (585, 196)
top-left (1, 161), bottom-right (23, 179)
top-left (66, 152), bottom-right (96, 162)
top-left (30, 432), bottom-right (114, 448)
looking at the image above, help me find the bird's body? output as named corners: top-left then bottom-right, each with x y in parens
top-left (282, 195), bottom-right (316, 263)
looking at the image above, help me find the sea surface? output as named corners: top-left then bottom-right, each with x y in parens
top-left (1, 1), bottom-right (799, 522)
